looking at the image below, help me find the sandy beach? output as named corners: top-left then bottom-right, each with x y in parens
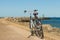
top-left (0, 18), bottom-right (60, 40)
top-left (0, 19), bottom-right (44, 40)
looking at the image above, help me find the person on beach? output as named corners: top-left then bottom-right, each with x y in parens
top-left (33, 11), bottom-right (41, 36)
top-left (31, 10), bottom-right (41, 36)
top-left (31, 10), bottom-right (44, 39)
top-left (28, 10), bottom-right (44, 39)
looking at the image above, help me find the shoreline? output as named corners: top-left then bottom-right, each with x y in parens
top-left (4, 17), bottom-right (60, 28)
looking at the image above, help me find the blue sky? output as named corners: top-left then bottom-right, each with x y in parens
top-left (0, 0), bottom-right (60, 17)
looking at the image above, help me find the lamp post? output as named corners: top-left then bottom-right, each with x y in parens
top-left (24, 10), bottom-right (38, 29)
top-left (24, 10), bottom-right (32, 29)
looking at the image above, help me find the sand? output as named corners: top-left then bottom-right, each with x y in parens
top-left (0, 19), bottom-right (44, 40)
top-left (0, 19), bottom-right (60, 40)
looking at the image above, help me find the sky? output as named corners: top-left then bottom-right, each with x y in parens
top-left (0, 0), bottom-right (60, 17)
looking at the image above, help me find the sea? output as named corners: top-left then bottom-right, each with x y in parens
top-left (41, 17), bottom-right (60, 28)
